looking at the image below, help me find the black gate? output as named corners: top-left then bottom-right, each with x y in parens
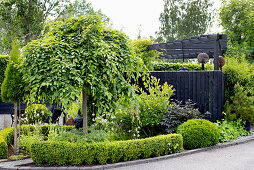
top-left (148, 71), bottom-right (224, 122)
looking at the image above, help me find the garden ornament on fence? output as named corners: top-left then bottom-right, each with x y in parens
top-left (74, 110), bottom-right (83, 129)
top-left (213, 56), bottom-right (225, 70)
top-left (197, 53), bottom-right (209, 70)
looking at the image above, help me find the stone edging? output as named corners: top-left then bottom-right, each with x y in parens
top-left (0, 135), bottom-right (254, 170)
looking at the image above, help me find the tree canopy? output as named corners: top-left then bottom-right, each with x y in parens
top-left (0, 0), bottom-right (109, 54)
top-left (22, 15), bottom-right (139, 116)
top-left (219, 0), bottom-right (254, 59)
top-left (156, 0), bottom-right (213, 43)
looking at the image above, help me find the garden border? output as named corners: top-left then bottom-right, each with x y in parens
top-left (0, 133), bottom-right (253, 170)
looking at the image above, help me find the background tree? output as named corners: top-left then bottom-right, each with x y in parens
top-left (22, 15), bottom-right (140, 133)
top-left (219, 0), bottom-right (254, 60)
top-left (56, 0), bottom-right (110, 23)
top-left (0, 0), bottom-right (109, 54)
top-left (1, 42), bottom-right (24, 154)
top-left (156, 0), bottom-right (213, 43)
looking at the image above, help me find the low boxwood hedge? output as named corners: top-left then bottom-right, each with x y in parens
top-left (30, 134), bottom-right (183, 165)
top-left (0, 125), bottom-right (74, 159)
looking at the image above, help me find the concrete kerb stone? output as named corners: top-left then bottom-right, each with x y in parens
top-left (0, 134), bottom-right (254, 170)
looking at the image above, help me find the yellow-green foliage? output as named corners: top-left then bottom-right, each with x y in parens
top-left (30, 134), bottom-right (183, 165)
top-left (152, 61), bottom-right (213, 71)
top-left (0, 125), bottom-right (75, 159)
top-left (0, 127), bottom-right (14, 159)
top-left (131, 38), bottom-right (160, 70)
top-left (177, 119), bottom-right (220, 149)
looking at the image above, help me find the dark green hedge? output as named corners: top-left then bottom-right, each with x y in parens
top-left (0, 125), bottom-right (74, 159)
top-left (151, 61), bottom-right (213, 71)
top-left (30, 134), bottom-right (183, 165)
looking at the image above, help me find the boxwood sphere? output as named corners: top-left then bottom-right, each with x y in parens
top-left (177, 119), bottom-right (220, 149)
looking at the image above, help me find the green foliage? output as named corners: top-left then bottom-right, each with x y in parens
top-left (215, 119), bottom-right (249, 142)
top-left (22, 15), bottom-right (139, 116)
top-left (131, 38), bottom-right (160, 70)
top-left (156, 0), bottom-right (213, 42)
top-left (152, 61), bottom-right (213, 71)
top-left (48, 128), bottom-right (109, 143)
top-left (30, 134), bottom-right (183, 165)
top-left (112, 76), bottom-right (174, 139)
top-left (57, 0), bottom-right (110, 23)
top-left (20, 134), bottom-right (44, 154)
top-left (0, 137), bottom-right (7, 159)
top-left (0, 127), bottom-right (14, 159)
top-left (23, 104), bottom-right (52, 125)
top-left (177, 119), bottom-right (220, 149)
top-left (161, 100), bottom-right (206, 133)
top-left (1, 42), bottom-right (24, 103)
top-left (0, 125), bottom-right (75, 158)
top-left (0, 55), bottom-right (8, 94)
top-left (222, 56), bottom-right (254, 122)
top-left (219, 0), bottom-right (254, 59)
top-left (225, 83), bottom-right (254, 123)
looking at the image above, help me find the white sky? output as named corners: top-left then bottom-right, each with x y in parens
top-left (87, 0), bottom-right (223, 40)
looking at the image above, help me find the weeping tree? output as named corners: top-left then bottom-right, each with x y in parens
top-left (1, 42), bottom-right (24, 154)
top-left (22, 15), bottom-right (140, 133)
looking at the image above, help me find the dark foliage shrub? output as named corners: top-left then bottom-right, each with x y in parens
top-left (30, 134), bottom-right (183, 165)
top-left (161, 100), bottom-right (206, 133)
top-left (177, 119), bottom-right (220, 149)
top-left (0, 55), bottom-right (8, 91)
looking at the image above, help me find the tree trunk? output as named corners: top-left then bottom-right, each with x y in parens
top-left (13, 102), bottom-right (18, 154)
top-left (82, 89), bottom-right (88, 133)
top-left (18, 102), bottom-right (21, 153)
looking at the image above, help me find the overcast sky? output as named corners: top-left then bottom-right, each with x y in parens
top-left (87, 0), bottom-right (223, 40)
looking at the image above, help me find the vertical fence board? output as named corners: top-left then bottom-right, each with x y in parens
top-left (147, 71), bottom-right (224, 122)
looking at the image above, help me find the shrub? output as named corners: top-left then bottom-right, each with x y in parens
top-left (48, 128), bottom-right (109, 143)
top-left (30, 134), bottom-right (183, 165)
top-left (0, 125), bottom-right (75, 158)
top-left (23, 104), bottom-right (52, 124)
top-left (0, 137), bottom-right (7, 159)
top-left (177, 119), bottom-right (220, 149)
top-left (152, 61), bottom-right (213, 71)
top-left (0, 127), bottom-right (14, 159)
top-left (113, 76), bottom-right (174, 139)
top-left (161, 100), bottom-right (207, 133)
top-left (131, 38), bottom-right (160, 70)
top-left (216, 119), bottom-right (249, 142)
top-left (224, 83), bottom-right (254, 123)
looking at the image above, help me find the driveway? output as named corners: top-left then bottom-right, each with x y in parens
top-left (114, 141), bottom-right (254, 170)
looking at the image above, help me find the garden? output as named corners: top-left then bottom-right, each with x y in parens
top-left (0, 0), bottom-right (254, 167)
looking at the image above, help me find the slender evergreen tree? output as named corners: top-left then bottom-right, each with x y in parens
top-left (1, 42), bottom-right (24, 154)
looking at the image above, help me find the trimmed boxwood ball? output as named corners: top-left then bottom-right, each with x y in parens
top-left (177, 119), bottom-right (220, 149)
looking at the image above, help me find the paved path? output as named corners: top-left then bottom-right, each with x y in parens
top-left (114, 141), bottom-right (254, 170)
top-left (0, 136), bottom-right (254, 170)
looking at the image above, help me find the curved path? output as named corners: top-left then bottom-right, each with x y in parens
top-left (0, 136), bottom-right (254, 170)
top-left (115, 141), bottom-right (254, 170)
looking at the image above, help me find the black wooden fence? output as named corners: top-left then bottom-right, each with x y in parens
top-left (146, 71), bottom-right (224, 122)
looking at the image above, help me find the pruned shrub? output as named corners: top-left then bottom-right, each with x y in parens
top-left (177, 119), bottom-right (220, 149)
top-left (23, 104), bottom-right (52, 124)
top-left (30, 134), bottom-right (183, 165)
top-left (161, 100), bottom-right (207, 133)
